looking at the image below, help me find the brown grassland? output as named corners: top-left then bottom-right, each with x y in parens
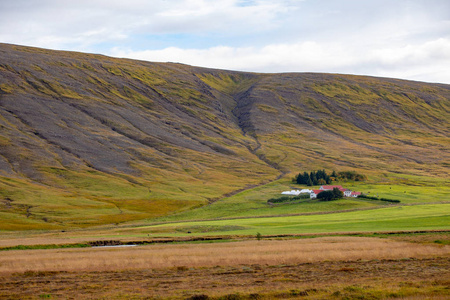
top-left (0, 235), bottom-right (449, 299)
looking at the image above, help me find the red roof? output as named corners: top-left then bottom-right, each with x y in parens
top-left (321, 185), bottom-right (343, 190)
top-left (351, 192), bottom-right (361, 196)
top-left (312, 189), bottom-right (322, 195)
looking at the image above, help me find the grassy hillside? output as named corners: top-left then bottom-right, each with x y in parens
top-left (0, 43), bottom-right (449, 230)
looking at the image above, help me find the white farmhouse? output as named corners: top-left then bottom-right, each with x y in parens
top-left (343, 189), bottom-right (352, 197)
top-left (310, 189), bottom-right (322, 199)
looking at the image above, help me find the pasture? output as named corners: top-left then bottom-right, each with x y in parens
top-left (126, 204), bottom-right (449, 237)
top-left (150, 175), bottom-right (450, 223)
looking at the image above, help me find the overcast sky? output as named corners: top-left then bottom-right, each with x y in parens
top-left (1, 0), bottom-right (450, 84)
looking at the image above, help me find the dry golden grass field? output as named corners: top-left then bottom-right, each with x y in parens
top-left (0, 235), bottom-right (449, 299)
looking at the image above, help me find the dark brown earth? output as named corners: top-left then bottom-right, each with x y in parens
top-left (1, 257), bottom-right (448, 299)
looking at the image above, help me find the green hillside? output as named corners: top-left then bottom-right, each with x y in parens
top-left (0, 43), bottom-right (449, 230)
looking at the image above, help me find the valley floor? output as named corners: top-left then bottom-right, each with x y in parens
top-left (0, 235), bottom-right (448, 299)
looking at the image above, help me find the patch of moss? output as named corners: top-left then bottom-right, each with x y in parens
top-left (72, 62), bottom-right (97, 72)
top-left (124, 68), bottom-right (167, 86)
top-left (103, 64), bottom-right (123, 76)
top-left (0, 83), bottom-right (14, 94)
top-left (199, 73), bottom-right (256, 94)
top-left (256, 104), bottom-right (279, 114)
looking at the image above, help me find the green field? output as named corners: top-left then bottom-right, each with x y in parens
top-left (87, 173), bottom-right (445, 239)
top-left (1, 173), bottom-right (448, 238)
top-left (77, 175), bottom-right (448, 240)
top-left (115, 204), bottom-right (448, 238)
top-left (145, 175), bottom-right (449, 222)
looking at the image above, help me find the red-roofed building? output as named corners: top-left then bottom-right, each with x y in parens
top-left (320, 185), bottom-right (343, 191)
top-left (351, 191), bottom-right (362, 197)
top-left (310, 189), bottom-right (323, 199)
top-left (310, 185), bottom-right (361, 198)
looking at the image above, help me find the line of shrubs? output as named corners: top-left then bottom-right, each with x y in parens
top-left (357, 194), bottom-right (400, 203)
top-left (267, 194), bottom-right (310, 204)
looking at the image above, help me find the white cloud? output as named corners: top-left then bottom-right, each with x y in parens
top-left (111, 41), bottom-right (349, 72)
top-left (0, 0), bottom-right (293, 50)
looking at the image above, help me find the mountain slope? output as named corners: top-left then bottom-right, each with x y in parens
top-left (0, 43), bottom-right (449, 229)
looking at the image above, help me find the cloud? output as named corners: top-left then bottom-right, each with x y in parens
top-left (0, 0), bottom-right (293, 50)
top-left (366, 38), bottom-right (450, 83)
top-left (110, 41), bottom-right (348, 72)
top-left (370, 38), bottom-right (450, 66)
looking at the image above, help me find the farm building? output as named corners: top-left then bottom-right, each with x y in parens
top-left (309, 190), bottom-right (322, 199)
top-left (310, 186), bottom-right (361, 199)
top-left (281, 189), bottom-right (312, 195)
top-left (283, 185), bottom-right (361, 199)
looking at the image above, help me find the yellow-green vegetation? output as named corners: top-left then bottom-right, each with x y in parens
top-left (0, 83), bottom-right (14, 94)
top-left (313, 81), bottom-right (380, 105)
top-left (0, 159), bottom-right (280, 230)
top-left (103, 64), bottom-right (123, 76)
top-left (198, 72), bottom-right (257, 94)
top-left (122, 66), bottom-right (167, 86)
top-left (256, 103), bottom-right (279, 113)
top-left (121, 85), bottom-right (154, 107)
top-left (0, 171), bottom-right (201, 230)
top-left (0, 135), bottom-right (11, 146)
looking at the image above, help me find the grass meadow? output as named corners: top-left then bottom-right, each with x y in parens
top-left (0, 151), bottom-right (448, 231)
top-left (148, 175), bottom-right (450, 223)
top-left (126, 204), bottom-right (448, 237)
top-left (0, 174), bottom-right (448, 242)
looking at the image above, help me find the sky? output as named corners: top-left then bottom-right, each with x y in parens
top-left (1, 0), bottom-right (450, 84)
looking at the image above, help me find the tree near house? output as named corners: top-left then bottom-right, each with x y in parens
top-left (310, 171), bottom-right (318, 185)
top-left (332, 187), bottom-right (344, 199)
top-left (296, 172), bottom-right (310, 185)
top-left (331, 170), bottom-right (337, 178)
top-left (317, 187), bottom-right (343, 201)
top-left (317, 190), bottom-right (334, 201)
top-left (295, 170), bottom-right (332, 186)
